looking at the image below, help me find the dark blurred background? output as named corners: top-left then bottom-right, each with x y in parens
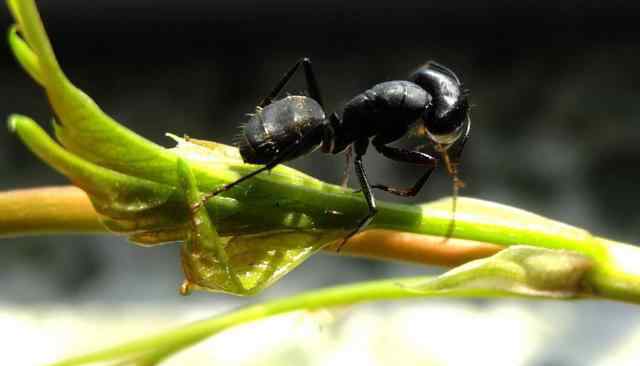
top-left (1, 0), bottom-right (640, 364)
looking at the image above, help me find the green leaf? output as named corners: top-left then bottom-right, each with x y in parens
top-left (8, 115), bottom-right (176, 214)
top-left (7, 24), bottom-right (43, 85)
top-left (8, 0), bottom-right (178, 183)
top-left (408, 245), bottom-right (594, 298)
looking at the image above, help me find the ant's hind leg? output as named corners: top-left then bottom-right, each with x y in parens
top-left (191, 127), bottom-right (326, 213)
top-left (259, 57), bottom-right (325, 108)
top-left (191, 162), bottom-right (277, 214)
top-left (192, 144), bottom-right (298, 213)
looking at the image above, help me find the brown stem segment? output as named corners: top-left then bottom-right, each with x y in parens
top-left (0, 186), bottom-right (104, 237)
top-left (0, 186), bottom-right (502, 266)
top-left (325, 230), bottom-right (501, 267)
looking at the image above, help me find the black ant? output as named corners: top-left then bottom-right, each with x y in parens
top-left (195, 58), bottom-right (470, 251)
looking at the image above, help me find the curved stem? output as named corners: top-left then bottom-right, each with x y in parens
top-left (46, 276), bottom-right (505, 366)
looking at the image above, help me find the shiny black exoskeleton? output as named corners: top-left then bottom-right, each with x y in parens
top-left (201, 58), bottom-right (470, 250)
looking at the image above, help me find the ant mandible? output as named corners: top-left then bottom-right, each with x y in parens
top-left (196, 58), bottom-right (470, 251)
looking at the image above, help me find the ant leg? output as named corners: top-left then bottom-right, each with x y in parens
top-left (259, 57), bottom-right (325, 108)
top-left (336, 138), bottom-right (377, 252)
top-left (300, 58), bottom-right (324, 107)
top-left (370, 137), bottom-right (437, 197)
top-left (195, 143), bottom-right (300, 210)
top-left (197, 164), bottom-right (275, 206)
top-left (194, 127), bottom-right (325, 212)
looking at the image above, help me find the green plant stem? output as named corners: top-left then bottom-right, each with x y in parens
top-left (47, 276), bottom-right (517, 366)
top-left (3, 185), bottom-right (640, 304)
top-left (0, 186), bottom-right (502, 267)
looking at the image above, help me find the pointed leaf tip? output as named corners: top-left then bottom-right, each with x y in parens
top-left (7, 24), bottom-right (17, 41)
top-left (7, 114), bottom-right (21, 132)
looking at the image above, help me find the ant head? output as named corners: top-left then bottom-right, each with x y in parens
top-left (410, 61), bottom-right (469, 148)
top-left (420, 102), bottom-right (469, 147)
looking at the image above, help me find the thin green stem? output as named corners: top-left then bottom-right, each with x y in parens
top-left (46, 276), bottom-right (508, 366)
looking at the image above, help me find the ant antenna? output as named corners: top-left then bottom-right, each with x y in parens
top-left (436, 144), bottom-right (465, 241)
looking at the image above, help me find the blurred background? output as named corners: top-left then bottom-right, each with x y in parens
top-left (1, 0), bottom-right (640, 365)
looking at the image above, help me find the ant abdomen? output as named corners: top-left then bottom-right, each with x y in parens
top-left (236, 96), bottom-right (326, 165)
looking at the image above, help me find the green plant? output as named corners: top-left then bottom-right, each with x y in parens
top-left (4, 0), bottom-right (640, 364)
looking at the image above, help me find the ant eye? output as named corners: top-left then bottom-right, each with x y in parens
top-left (422, 107), bottom-right (467, 145)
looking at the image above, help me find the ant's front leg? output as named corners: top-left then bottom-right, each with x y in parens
top-left (370, 136), bottom-right (438, 197)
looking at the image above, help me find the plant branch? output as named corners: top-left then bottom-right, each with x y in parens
top-left (43, 273), bottom-right (565, 366)
top-left (0, 186), bottom-right (104, 236)
top-left (0, 186), bottom-right (502, 267)
top-left (4, 185), bottom-right (640, 306)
